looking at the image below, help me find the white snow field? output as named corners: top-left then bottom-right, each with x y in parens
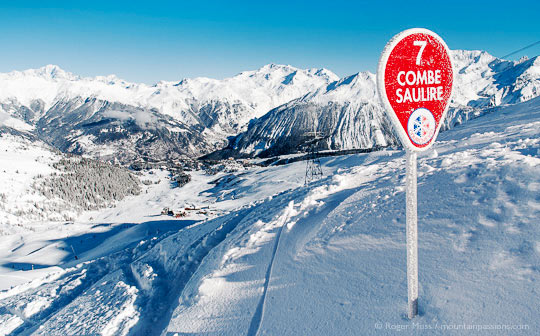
top-left (1, 97), bottom-right (539, 335)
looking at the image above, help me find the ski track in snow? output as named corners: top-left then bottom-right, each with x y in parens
top-left (130, 207), bottom-right (257, 336)
top-left (246, 210), bottom-right (285, 336)
top-left (247, 177), bottom-right (383, 336)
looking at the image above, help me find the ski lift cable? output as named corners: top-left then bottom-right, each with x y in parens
top-left (500, 40), bottom-right (540, 60)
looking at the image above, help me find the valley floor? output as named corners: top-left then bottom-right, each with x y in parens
top-left (1, 97), bottom-right (539, 335)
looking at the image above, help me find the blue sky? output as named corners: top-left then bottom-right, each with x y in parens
top-left (1, 1), bottom-right (539, 84)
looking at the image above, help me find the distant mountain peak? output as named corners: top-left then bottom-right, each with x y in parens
top-left (39, 64), bottom-right (62, 74)
top-left (261, 63), bottom-right (293, 70)
top-left (32, 64), bottom-right (78, 80)
top-left (244, 63), bottom-right (339, 81)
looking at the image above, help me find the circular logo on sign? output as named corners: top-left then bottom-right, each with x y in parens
top-left (407, 108), bottom-right (436, 145)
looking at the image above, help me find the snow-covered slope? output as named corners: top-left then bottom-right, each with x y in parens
top-left (0, 132), bottom-right (141, 233)
top-left (220, 72), bottom-right (395, 158)
top-left (0, 64), bottom-right (338, 161)
top-left (450, 51), bottom-right (540, 107)
top-left (1, 96), bottom-right (538, 335)
top-left (217, 51), bottom-right (540, 158)
top-left (0, 134), bottom-right (61, 230)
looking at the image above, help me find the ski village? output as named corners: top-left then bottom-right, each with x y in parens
top-left (0, 27), bottom-right (539, 335)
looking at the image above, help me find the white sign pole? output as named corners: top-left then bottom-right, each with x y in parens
top-left (405, 150), bottom-right (418, 319)
top-left (377, 28), bottom-right (453, 319)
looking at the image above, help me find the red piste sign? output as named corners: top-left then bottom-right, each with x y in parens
top-left (377, 28), bottom-right (453, 151)
top-left (377, 28), bottom-right (454, 319)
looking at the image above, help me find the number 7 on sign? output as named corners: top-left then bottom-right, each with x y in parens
top-left (413, 41), bottom-right (427, 66)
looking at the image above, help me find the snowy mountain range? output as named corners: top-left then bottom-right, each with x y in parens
top-left (0, 64), bottom-right (338, 162)
top-left (1, 50), bottom-right (539, 162)
top-left (216, 51), bottom-right (540, 158)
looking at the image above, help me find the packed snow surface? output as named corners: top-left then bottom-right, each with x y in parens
top-left (1, 97), bottom-right (539, 335)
